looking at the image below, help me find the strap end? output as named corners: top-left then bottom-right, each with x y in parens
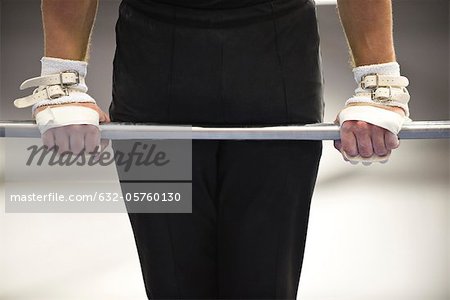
top-left (19, 78), bottom-right (36, 90)
top-left (13, 98), bottom-right (32, 108)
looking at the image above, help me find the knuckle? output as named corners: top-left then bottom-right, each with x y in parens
top-left (85, 125), bottom-right (99, 135)
top-left (374, 149), bottom-right (388, 156)
top-left (356, 120), bottom-right (370, 128)
top-left (360, 152), bottom-right (372, 158)
top-left (386, 139), bottom-right (400, 149)
top-left (354, 124), bottom-right (369, 133)
top-left (358, 146), bottom-right (373, 157)
top-left (72, 124), bottom-right (85, 131)
top-left (373, 143), bottom-right (388, 156)
top-left (355, 120), bottom-right (368, 127)
top-left (343, 146), bottom-right (357, 156)
top-left (71, 146), bottom-right (83, 155)
top-left (341, 121), bottom-right (354, 130)
top-left (358, 143), bottom-right (370, 151)
top-left (371, 125), bottom-right (385, 134)
top-left (65, 126), bottom-right (79, 134)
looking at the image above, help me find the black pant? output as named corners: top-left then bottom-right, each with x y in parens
top-left (110, 0), bottom-right (324, 298)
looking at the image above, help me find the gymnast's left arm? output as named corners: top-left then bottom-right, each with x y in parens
top-left (334, 0), bottom-right (411, 165)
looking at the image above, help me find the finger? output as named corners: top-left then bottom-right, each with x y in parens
top-left (91, 139), bottom-right (110, 163)
top-left (99, 139), bottom-right (110, 153)
top-left (53, 128), bottom-right (70, 155)
top-left (354, 130), bottom-right (373, 158)
top-left (99, 110), bottom-right (110, 123)
top-left (340, 126), bottom-right (358, 157)
top-left (334, 115), bottom-right (340, 125)
top-left (385, 131), bottom-right (400, 150)
top-left (380, 154), bottom-right (390, 164)
top-left (42, 130), bottom-right (56, 151)
top-left (371, 126), bottom-right (389, 157)
top-left (334, 139), bottom-right (342, 151)
top-left (341, 152), bottom-right (350, 162)
top-left (341, 151), bottom-right (359, 164)
top-left (333, 139), bottom-right (350, 161)
top-left (84, 127), bottom-right (101, 154)
top-left (103, 112), bottom-right (111, 123)
top-left (68, 126), bottom-right (85, 155)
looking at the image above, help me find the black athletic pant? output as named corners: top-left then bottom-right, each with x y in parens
top-left (110, 0), bottom-right (324, 298)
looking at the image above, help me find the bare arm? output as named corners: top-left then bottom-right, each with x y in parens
top-left (36, 0), bottom-right (106, 123)
top-left (336, 0), bottom-right (404, 115)
top-left (337, 0), bottom-right (396, 67)
top-left (42, 0), bottom-right (98, 61)
top-left (38, 0), bottom-right (109, 155)
top-left (334, 0), bottom-right (405, 162)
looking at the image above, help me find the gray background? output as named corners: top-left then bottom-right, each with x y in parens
top-left (0, 0), bottom-right (449, 299)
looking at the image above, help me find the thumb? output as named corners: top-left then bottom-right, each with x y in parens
top-left (99, 110), bottom-right (110, 123)
top-left (334, 110), bottom-right (341, 125)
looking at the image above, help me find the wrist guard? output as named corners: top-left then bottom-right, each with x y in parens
top-left (14, 57), bottom-right (99, 134)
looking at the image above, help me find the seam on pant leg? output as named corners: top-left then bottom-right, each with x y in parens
top-left (219, 31), bottom-right (225, 124)
top-left (270, 1), bottom-right (291, 123)
top-left (166, 6), bottom-right (176, 121)
top-left (164, 213), bottom-right (182, 297)
top-left (216, 141), bottom-right (223, 297)
top-left (293, 142), bottom-right (322, 297)
top-left (274, 153), bottom-right (292, 299)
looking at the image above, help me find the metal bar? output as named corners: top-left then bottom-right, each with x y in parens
top-left (0, 120), bottom-right (449, 140)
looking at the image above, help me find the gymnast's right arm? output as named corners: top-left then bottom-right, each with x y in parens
top-left (14, 0), bottom-right (110, 155)
top-left (43, 0), bottom-right (97, 62)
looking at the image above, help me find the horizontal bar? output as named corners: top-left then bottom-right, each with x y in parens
top-left (0, 120), bottom-right (449, 140)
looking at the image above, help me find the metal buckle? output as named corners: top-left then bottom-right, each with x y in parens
top-left (45, 86), bottom-right (54, 99)
top-left (45, 86), bottom-right (68, 100)
top-left (63, 87), bottom-right (70, 96)
top-left (59, 70), bottom-right (80, 87)
top-left (371, 86), bottom-right (392, 102)
top-left (361, 73), bottom-right (379, 90)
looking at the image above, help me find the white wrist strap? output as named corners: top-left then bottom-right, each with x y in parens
top-left (14, 57), bottom-right (96, 112)
top-left (355, 87), bottom-right (410, 104)
top-left (346, 62), bottom-right (411, 118)
top-left (14, 70), bottom-right (93, 109)
top-left (359, 74), bottom-right (409, 90)
top-left (353, 62), bottom-right (401, 82)
top-left (337, 62), bottom-right (412, 165)
top-left (341, 62), bottom-right (412, 133)
top-left (21, 71), bottom-right (81, 90)
top-left (13, 57), bottom-right (100, 134)
top-left (337, 105), bottom-right (410, 165)
top-left (338, 105), bottom-right (410, 134)
top-left (347, 86), bottom-right (410, 116)
top-left (35, 106), bottom-right (100, 134)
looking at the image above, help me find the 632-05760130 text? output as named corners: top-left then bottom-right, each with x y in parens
top-left (8, 192), bottom-right (183, 202)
